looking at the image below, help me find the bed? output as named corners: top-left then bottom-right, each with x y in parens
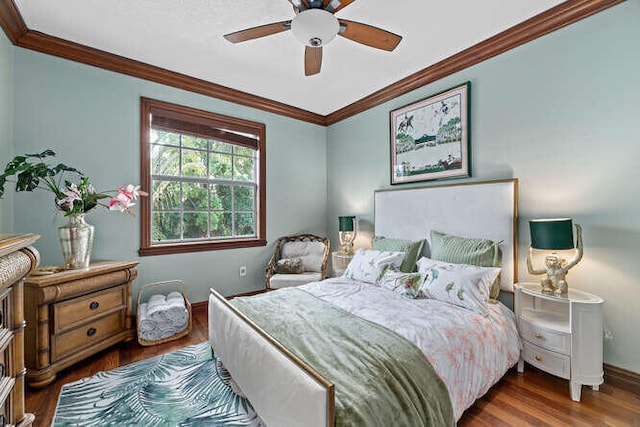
top-left (209, 178), bottom-right (520, 426)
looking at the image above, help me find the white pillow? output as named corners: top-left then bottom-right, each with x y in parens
top-left (416, 257), bottom-right (501, 317)
top-left (342, 249), bottom-right (405, 284)
top-left (377, 267), bottom-right (427, 299)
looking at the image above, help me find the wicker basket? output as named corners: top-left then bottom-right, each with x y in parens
top-left (137, 280), bottom-right (192, 346)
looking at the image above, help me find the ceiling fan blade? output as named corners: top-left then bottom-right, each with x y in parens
top-left (326, 0), bottom-right (356, 13)
top-left (305, 46), bottom-right (322, 76)
top-left (338, 19), bottom-right (402, 51)
top-left (224, 21), bottom-right (291, 43)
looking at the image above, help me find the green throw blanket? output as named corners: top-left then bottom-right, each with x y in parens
top-left (230, 288), bottom-right (454, 427)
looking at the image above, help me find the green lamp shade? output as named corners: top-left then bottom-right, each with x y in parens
top-left (530, 218), bottom-right (574, 250)
top-left (339, 216), bottom-right (355, 232)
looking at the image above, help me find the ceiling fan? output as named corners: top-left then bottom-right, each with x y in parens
top-left (223, 0), bottom-right (402, 76)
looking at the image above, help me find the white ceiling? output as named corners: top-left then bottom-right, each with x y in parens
top-left (15, 0), bottom-right (564, 115)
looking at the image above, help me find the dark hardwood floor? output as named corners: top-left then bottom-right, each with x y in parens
top-left (27, 305), bottom-right (640, 426)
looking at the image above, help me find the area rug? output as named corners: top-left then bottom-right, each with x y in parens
top-left (53, 342), bottom-right (263, 426)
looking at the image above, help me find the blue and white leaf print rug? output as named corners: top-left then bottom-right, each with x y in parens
top-left (53, 342), bottom-right (263, 426)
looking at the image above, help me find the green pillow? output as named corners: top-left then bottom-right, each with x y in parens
top-left (275, 257), bottom-right (304, 274)
top-left (371, 236), bottom-right (425, 273)
top-left (429, 230), bottom-right (503, 300)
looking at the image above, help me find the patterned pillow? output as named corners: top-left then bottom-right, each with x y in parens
top-left (371, 236), bottom-right (425, 273)
top-left (342, 249), bottom-right (405, 284)
top-left (377, 266), bottom-right (427, 299)
top-left (417, 257), bottom-right (501, 317)
top-left (429, 230), bottom-right (503, 300)
top-left (275, 257), bottom-right (304, 274)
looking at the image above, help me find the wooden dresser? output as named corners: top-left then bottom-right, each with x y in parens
top-left (24, 261), bottom-right (137, 388)
top-left (0, 234), bottom-right (38, 426)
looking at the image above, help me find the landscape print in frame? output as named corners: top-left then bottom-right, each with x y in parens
top-left (390, 82), bottom-right (470, 184)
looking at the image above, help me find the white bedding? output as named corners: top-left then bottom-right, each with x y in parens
top-left (299, 277), bottom-right (521, 420)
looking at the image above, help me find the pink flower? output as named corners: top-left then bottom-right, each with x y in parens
top-left (118, 184), bottom-right (147, 201)
top-left (109, 192), bottom-right (136, 216)
top-left (57, 183), bottom-right (82, 210)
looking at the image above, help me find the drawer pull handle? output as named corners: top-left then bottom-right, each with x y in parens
top-left (87, 327), bottom-right (97, 337)
top-left (534, 333), bottom-right (542, 339)
top-left (535, 355), bottom-right (542, 361)
top-left (89, 301), bottom-right (100, 310)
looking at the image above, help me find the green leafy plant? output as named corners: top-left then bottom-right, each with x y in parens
top-left (0, 149), bottom-right (145, 216)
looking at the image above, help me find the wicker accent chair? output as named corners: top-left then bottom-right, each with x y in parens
top-left (265, 234), bottom-right (330, 289)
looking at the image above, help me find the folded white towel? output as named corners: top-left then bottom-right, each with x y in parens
top-left (138, 303), bottom-right (157, 333)
top-left (147, 294), bottom-right (169, 322)
top-left (140, 328), bottom-right (161, 342)
top-left (166, 291), bottom-right (183, 301)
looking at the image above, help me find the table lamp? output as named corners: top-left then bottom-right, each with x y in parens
top-left (338, 216), bottom-right (356, 255)
top-left (526, 218), bottom-right (583, 294)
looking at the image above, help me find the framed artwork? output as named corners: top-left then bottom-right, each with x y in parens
top-left (390, 82), bottom-right (470, 184)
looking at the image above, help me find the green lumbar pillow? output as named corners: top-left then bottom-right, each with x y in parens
top-left (371, 236), bottom-right (425, 273)
top-left (429, 230), bottom-right (503, 300)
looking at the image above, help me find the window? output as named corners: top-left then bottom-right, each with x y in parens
top-left (139, 98), bottom-right (266, 256)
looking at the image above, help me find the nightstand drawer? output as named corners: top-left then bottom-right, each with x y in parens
top-left (522, 341), bottom-right (570, 379)
top-left (52, 311), bottom-right (125, 362)
top-left (53, 285), bottom-right (127, 333)
top-left (520, 316), bottom-right (570, 355)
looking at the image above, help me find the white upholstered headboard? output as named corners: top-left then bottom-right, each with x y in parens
top-left (374, 179), bottom-right (518, 292)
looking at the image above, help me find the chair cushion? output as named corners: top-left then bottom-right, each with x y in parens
top-left (269, 273), bottom-right (322, 289)
top-left (280, 241), bottom-right (326, 273)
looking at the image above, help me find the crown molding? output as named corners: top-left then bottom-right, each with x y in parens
top-left (0, 1), bottom-right (326, 127)
top-left (0, 0), bottom-right (27, 43)
top-left (325, 0), bottom-right (624, 125)
top-left (0, 0), bottom-right (623, 126)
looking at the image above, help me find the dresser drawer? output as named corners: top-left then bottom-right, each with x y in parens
top-left (520, 316), bottom-right (570, 355)
top-left (53, 285), bottom-right (127, 333)
top-left (522, 340), bottom-right (570, 379)
top-left (52, 311), bottom-right (125, 362)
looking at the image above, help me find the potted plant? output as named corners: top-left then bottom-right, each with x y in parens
top-left (0, 150), bottom-right (146, 269)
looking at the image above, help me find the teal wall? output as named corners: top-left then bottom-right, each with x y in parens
top-left (4, 1), bottom-right (639, 373)
top-left (11, 49), bottom-right (328, 303)
top-left (0, 31), bottom-right (13, 231)
top-left (327, 1), bottom-right (640, 373)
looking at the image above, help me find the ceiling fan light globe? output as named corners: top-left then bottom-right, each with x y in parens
top-left (291, 9), bottom-right (339, 47)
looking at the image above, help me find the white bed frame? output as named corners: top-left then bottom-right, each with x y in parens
top-left (209, 178), bottom-right (518, 427)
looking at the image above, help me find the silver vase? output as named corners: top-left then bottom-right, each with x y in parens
top-left (58, 213), bottom-right (94, 269)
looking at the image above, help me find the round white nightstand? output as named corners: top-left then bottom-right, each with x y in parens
top-left (514, 282), bottom-right (604, 401)
top-left (331, 251), bottom-right (353, 276)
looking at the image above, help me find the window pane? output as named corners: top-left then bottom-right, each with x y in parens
top-left (181, 148), bottom-right (207, 177)
top-left (234, 156), bottom-right (255, 182)
top-left (235, 186), bottom-right (254, 211)
top-left (151, 130), bottom-right (180, 146)
top-left (209, 153), bottom-right (232, 179)
top-left (211, 212), bottom-right (232, 237)
top-left (182, 135), bottom-right (209, 150)
top-left (235, 212), bottom-right (255, 236)
top-left (153, 212), bottom-right (181, 241)
top-left (183, 212), bottom-right (209, 239)
top-left (151, 145), bottom-right (180, 176)
top-left (152, 180), bottom-right (181, 211)
top-left (210, 140), bottom-right (233, 154)
top-left (183, 182), bottom-right (208, 210)
top-left (234, 146), bottom-right (254, 157)
top-left (211, 185), bottom-right (231, 211)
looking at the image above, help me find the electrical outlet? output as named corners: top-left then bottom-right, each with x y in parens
top-left (604, 324), bottom-right (614, 341)
top-left (239, 266), bottom-right (247, 277)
